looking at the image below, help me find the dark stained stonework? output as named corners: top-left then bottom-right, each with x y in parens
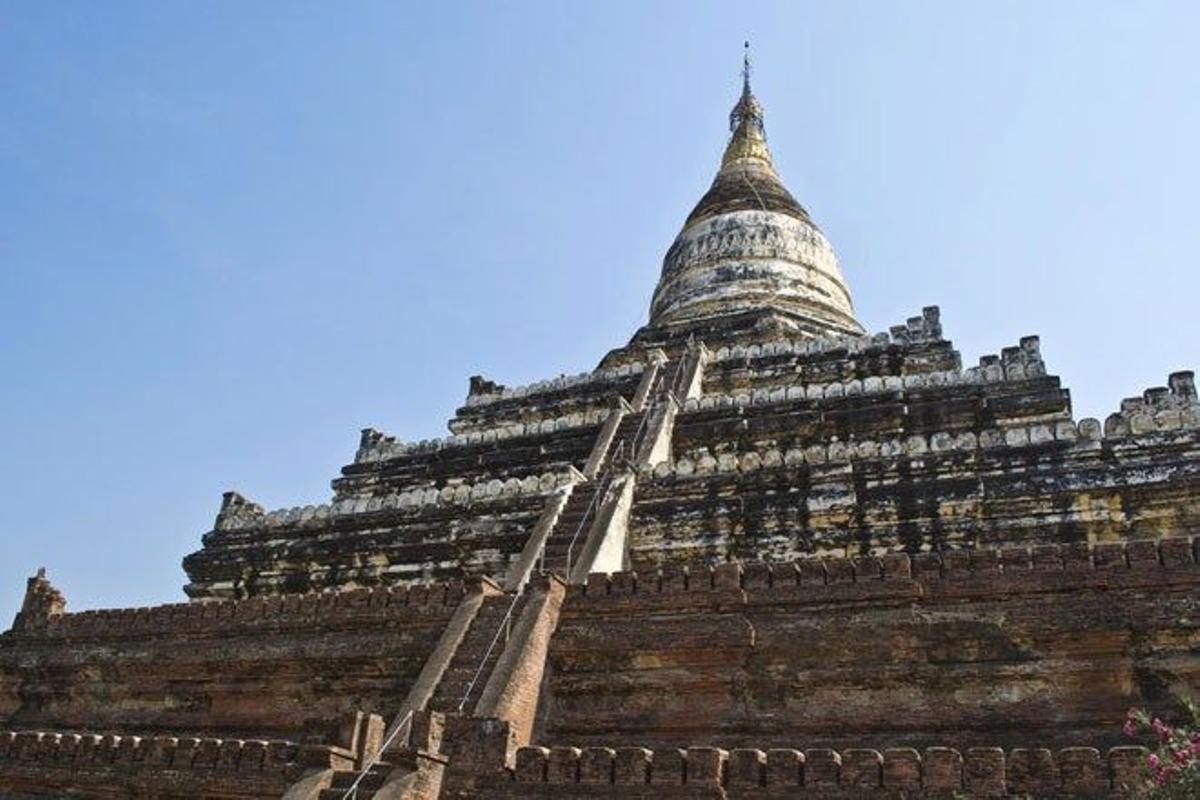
top-left (1, 68), bottom-right (1196, 798)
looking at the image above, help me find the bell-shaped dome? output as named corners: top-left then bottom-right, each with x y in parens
top-left (648, 61), bottom-right (863, 337)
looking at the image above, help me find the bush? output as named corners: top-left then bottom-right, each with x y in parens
top-left (1124, 700), bottom-right (1200, 798)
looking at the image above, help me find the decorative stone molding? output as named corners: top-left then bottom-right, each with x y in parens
top-left (577, 538), bottom-right (1200, 599)
top-left (356, 407), bottom-right (609, 464)
top-left (697, 343), bottom-right (1045, 408)
top-left (510, 742), bottom-right (1146, 796)
top-left (216, 469), bottom-right (583, 533)
top-left (652, 209), bottom-right (858, 329)
top-left (0, 729), bottom-right (300, 775)
top-left (709, 306), bottom-right (945, 365)
top-left (213, 491), bottom-right (265, 532)
top-left (1104, 371), bottom-right (1200, 437)
top-left (5, 580), bottom-right (468, 640)
top-left (462, 362), bottom-right (646, 408)
top-left (647, 421), bottom-right (1088, 479)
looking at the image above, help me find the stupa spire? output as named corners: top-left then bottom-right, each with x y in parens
top-left (722, 42), bottom-right (773, 168)
top-left (645, 47), bottom-right (864, 337)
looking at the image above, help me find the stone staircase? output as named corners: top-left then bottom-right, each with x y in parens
top-left (314, 743), bottom-right (437, 800)
top-left (540, 410), bottom-right (645, 576)
top-left (601, 410), bottom-right (648, 471)
top-left (318, 760), bottom-right (394, 799)
top-left (426, 592), bottom-right (525, 715)
top-left (310, 350), bottom-right (706, 798)
top-left (536, 348), bottom-right (704, 579)
top-left (538, 474), bottom-right (612, 576)
top-left (315, 590), bottom-right (530, 798)
top-left (662, 347), bottom-right (700, 402)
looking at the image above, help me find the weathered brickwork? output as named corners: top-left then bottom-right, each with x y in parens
top-left (485, 743), bottom-right (1149, 798)
top-left (545, 539), bottom-right (1200, 752)
top-left (0, 730), bottom-right (302, 799)
top-left (0, 582), bottom-right (465, 742)
top-left (1, 68), bottom-right (1195, 798)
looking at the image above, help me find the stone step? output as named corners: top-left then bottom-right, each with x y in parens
top-left (542, 528), bottom-right (590, 548)
top-left (319, 765), bottom-right (397, 799)
top-left (540, 478), bottom-right (614, 573)
top-left (330, 763), bottom-right (392, 790)
top-left (426, 593), bottom-right (525, 713)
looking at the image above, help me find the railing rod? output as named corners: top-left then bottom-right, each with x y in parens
top-left (340, 708), bottom-right (414, 800)
top-left (564, 467), bottom-right (611, 576)
top-left (456, 583), bottom-right (524, 714)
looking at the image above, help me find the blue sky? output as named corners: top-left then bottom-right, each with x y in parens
top-left (2, 2), bottom-right (1197, 622)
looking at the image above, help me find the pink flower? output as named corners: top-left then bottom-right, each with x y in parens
top-left (1149, 754), bottom-right (1161, 769)
top-left (1123, 719), bottom-right (1137, 737)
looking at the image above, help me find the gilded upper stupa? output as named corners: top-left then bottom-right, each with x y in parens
top-left (649, 49), bottom-right (863, 337)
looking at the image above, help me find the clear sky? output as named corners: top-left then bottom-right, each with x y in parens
top-left (2, 2), bottom-right (1197, 622)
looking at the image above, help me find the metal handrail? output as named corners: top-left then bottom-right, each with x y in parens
top-left (344, 364), bottom-right (693, 796)
top-left (562, 465), bottom-right (614, 578)
top-left (452, 368), bottom-right (675, 723)
top-left (564, 384), bottom-right (662, 576)
top-left (456, 416), bottom-right (631, 717)
top-left (456, 454), bottom-right (615, 717)
top-left (628, 404), bottom-right (653, 459)
top-left (455, 579), bottom-right (524, 714)
top-left (670, 347), bottom-right (699, 400)
top-left (340, 708), bottom-right (414, 799)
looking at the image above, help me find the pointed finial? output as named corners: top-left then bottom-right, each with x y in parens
top-left (742, 41), bottom-right (752, 92)
top-left (727, 41), bottom-right (767, 151)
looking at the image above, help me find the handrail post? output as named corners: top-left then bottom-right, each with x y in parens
top-left (339, 709), bottom-right (414, 800)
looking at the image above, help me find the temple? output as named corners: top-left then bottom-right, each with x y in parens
top-left (2, 56), bottom-right (1198, 799)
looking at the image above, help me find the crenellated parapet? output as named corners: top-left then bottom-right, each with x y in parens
top-left (0, 729), bottom-right (301, 798)
top-left (3, 579), bottom-right (467, 640)
top-left (571, 536), bottom-right (1200, 608)
top-left (708, 306), bottom-right (945, 367)
top-left (1104, 371), bottom-right (1200, 437)
top-left (355, 406), bottom-right (610, 464)
top-left (693, 310), bottom-right (1063, 412)
top-left (684, 360), bottom-right (1051, 412)
top-left (0, 729), bottom-right (298, 773)
top-left (505, 742), bottom-right (1147, 797)
top-left (461, 362), bottom-right (647, 409)
top-left (212, 468), bottom-right (580, 535)
top-left (651, 419), bottom-right (1085, 479)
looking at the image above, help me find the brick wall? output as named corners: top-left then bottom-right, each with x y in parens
top-left (0, 582), bottom-right (467, 741)
top-left (544, 538), bottom-right (1200, 751)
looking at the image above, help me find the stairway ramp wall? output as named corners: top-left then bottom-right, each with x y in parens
top-left (582, 397), bottom-right (633, 479)
top-left (394, 577), bottom-right (503, 728)
top-left (630, 349), bottom-right (669, 412)
top-left (473, 575), bottom-right (567, 748)
top-left (504, 485), bottom-right (576, 592)
top-left (567, 474), bottom-right (636, 583)
top-left (565, 348), bottom-right (702, 583)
